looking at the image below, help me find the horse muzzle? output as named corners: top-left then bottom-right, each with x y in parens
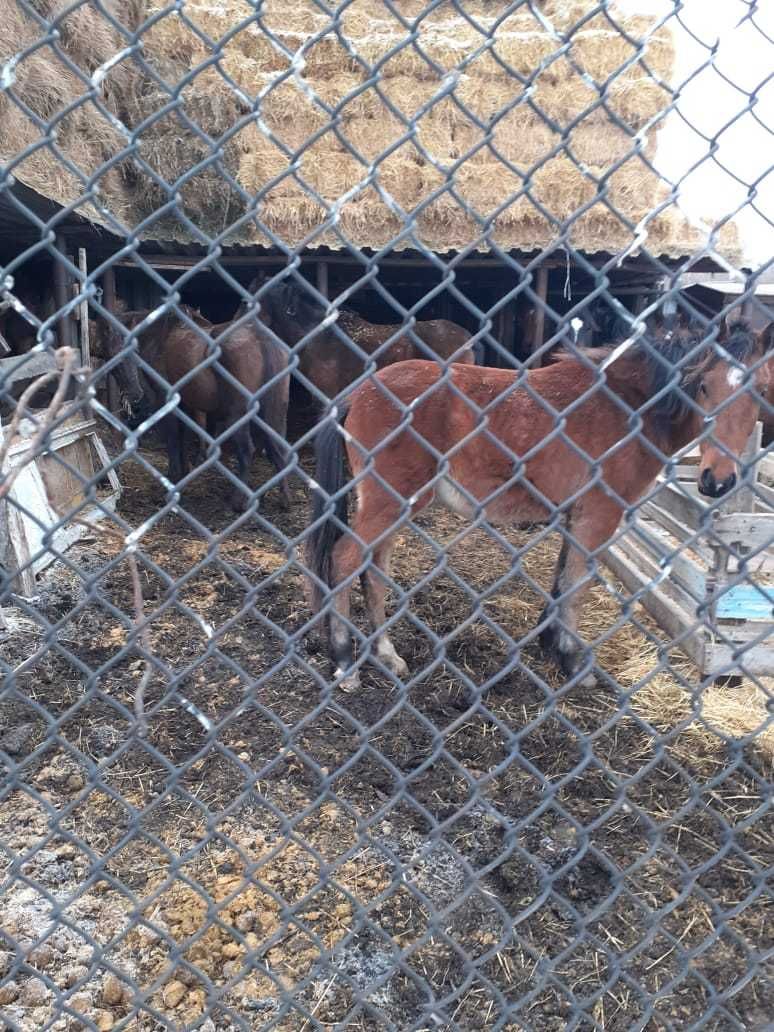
top-left (698, 468), bottom-right (737, 498)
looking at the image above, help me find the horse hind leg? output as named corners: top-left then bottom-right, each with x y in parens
top-left (229, 421), bottom-right (257, 511)
top-left (361, 538), bottom-right (409, 680)
top-left (329, 494), bottom-right (407, 690)
top-left (262, 429), bottom-right (292, 508)
top-left (538, 496), bottom-right (622, 687)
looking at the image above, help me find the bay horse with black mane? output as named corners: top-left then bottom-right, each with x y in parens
top-left (256, 276), bottom-right (476, 404)
top-left (101, 305), bottom-right (290, 510)
top-left (305, 315), bottom-right (772, 689)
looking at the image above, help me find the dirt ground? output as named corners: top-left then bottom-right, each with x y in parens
top-left (1, 443), bottom-right (772, 1031)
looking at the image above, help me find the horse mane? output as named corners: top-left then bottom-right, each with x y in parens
top-left (553, 318), bottom-right (759, 440)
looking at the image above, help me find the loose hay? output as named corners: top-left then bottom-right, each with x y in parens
top-left (1, 449), bottom-right (770, 1030)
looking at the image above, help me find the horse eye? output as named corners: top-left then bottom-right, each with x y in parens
top-left (699, 383), bottom-right (708, 397)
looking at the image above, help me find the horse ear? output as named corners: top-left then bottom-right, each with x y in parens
top-left (720, 305), bottom-right (747, 339)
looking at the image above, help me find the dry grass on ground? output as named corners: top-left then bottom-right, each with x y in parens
top-left (1, 447), bottom-right (771, 1030)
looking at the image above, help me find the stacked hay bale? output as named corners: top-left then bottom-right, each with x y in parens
top-left (0, 0), bottom-right (738, 258)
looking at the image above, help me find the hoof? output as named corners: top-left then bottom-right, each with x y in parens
top-left (334, 667), bottom-right (360, 692)
top-left (382, 654), bottom-right (409, 679)
top-left (229, 490), bottom-right (254, 513)
top-left (375, 639), bottom-right (409, 680)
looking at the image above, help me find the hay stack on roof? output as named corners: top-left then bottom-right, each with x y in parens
top-left (0, 0), bottom-right (739, 260)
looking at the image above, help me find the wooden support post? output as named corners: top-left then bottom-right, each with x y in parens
top-left (102, 265), bottom-right (120, 414)
top-left (501, 301), bottom-right (515, 366)
top-left (532, 265), bottom-right (549, 363)
top-left (77, 248), bottom-right (90, 369)
top-left (53, 233), bottom-right (73, 350)
top-left (735, 421), bottom-right (763, 515)
top-left (316, 260), bottom-right (329, 299)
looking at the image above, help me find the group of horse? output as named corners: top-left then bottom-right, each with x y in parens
top-left (101, 278), bottom-right (773, 689)
top-left (100, 276), bottom-right (477, 511)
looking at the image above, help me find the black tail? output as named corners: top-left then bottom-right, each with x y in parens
top-left (306, 406), bottom-right (350, 613)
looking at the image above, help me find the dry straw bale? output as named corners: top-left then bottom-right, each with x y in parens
top-left (259, 0), bottom-right (333, 37)
top-left (312, 70), bottom-right (384, 120)
top-left (1, 0), bottom-right (719, 259)
top-left (142, 2), bottom-right (292, 77)
top-left (133, 119), bottom-right (248, 229)
top-left (127, 68), bottom-right (246, 139)
top-left (220, 67), bottom-right (331, 151)
top-left (340, 188), bottom-right (405, 246)
top-left (338, 112), bottom-right (408, 163)
top-left (454, 110), bottom-right (655, 171)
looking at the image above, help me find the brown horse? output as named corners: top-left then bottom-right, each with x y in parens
top-left (102, 306), bottom-right (290, 510)
top-left (257, 277), bottom-right (475, 404)
top-left (96, 304), bottom-right (210, 412)
top-left (305, 318), bottom-right (772, 689)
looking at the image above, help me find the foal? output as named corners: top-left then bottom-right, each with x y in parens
top-left (306, 319), bottom-right (772, 688)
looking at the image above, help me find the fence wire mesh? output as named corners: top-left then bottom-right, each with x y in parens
top-left (0, 0), bottom-right (772, 1029)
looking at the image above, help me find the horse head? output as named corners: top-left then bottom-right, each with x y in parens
top-left (696, 313), bottom-right (773, 498)
top-left (100, 316), bottom-right (146, 414)
top-left (272, 278), bottom-right (326, 342)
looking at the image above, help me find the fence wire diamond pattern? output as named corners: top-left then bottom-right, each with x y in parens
top-left (0, 1), bottom-right (772, 1030)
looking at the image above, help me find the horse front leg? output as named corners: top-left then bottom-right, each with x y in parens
top-left (229, 422), bottom-right (257, 512)
top-left (539, 495), bottom-right (622, 687)
top-left (163, 413), bottom-right (186, 486)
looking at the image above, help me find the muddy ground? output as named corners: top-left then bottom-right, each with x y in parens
top-left (1, 443), bottom-right (772, 1031)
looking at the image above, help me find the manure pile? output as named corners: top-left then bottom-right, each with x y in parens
top-left (0, 0), bottom-right (738, 258)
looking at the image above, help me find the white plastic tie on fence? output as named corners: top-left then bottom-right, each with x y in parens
top-left (142, 304), bottom-right (167, 327)
top-left (91, 47), bottom-right (134, 90)
top-left (1, 56), bottom-right (19, 89)
top-left (178, 697), bottom-right (214, 734)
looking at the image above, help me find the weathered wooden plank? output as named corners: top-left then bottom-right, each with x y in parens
top-left (607, 536), bottom-right (701, 616)
top-left (0, 350), bottom-right (57, 385)
top-left (603, 545), bottom-right (708, 669)
top-left (3, 418), bottom-right (97, 459)
top-left (53, 235), bottom-right (74, 350)
top-left (616, 521), bottom-right (707, 600)
top-left (532, 265), bottom-right (548, 362)
top-left (710, 512), bottom-right (774, 551)
top-left (649, 481), bottom-right (704, 531)
top-left (638, 501), bottom-right (714, 564)
top-left (2, 422), bottom-right (122, 597)
top-left (704, 642), bottom-right (774, 677)
top-left (78, 248), bottom-right (90, 369)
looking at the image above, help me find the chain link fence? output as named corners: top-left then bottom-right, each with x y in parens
top-left (0, 1), bottom-right (772, 1029)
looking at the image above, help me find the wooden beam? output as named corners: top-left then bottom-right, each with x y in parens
top-left (110, 253), bottom-right (572, 272)
top-left (531, 265), bottom-right (549, 361)
top-left (53, 234), bottom-right (73, 350)
top-left (101, 265), bottom-right (120, 414)
top-left (316, 260), bottom-right (329, 299)
top-left (501, 301), bottom-right (515, 363)
top-left (77, 248), bottom-right (90, 369)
